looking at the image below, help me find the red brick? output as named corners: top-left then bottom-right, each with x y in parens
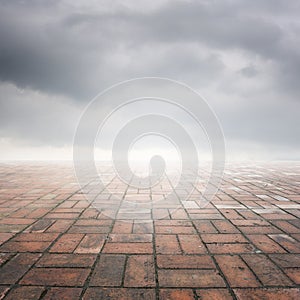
top-left (215, 255), bottom-right (260, 287)
top-left (212, 220), bottom-right (239, 233)
top-left (80, 208), bottom-right (99, 219)
top-left (50, 233), bottom-right (84, 253)
top-left (108, 233), bottom-right (152, 243)
top-left (269, 254), bottom-right (300, 268)
top-left (37, 253), bottom-right (96, 267)
top-left (239, 226), bottom-right (282, 234)
top-left (68, 225), bottom-right (110, 234)
top-left (0, 233), bottom-right (14, 245)
top-left (133, 222), bottom-right (153, 233)
top-left (27, 208), bottom-right (50, 218)
top-left (12, 232), bottom-right (59, 242)
top-left (247, 234), bottom-right (286, 253)
top-left (112, 221), bottom-right (133, 233)
top-left (178, 234), bottom-right (206, 254)
top-left (285, 269), bottom-right (300, 284)
top-left (75, 234), bottom-right (106, 253)
top-left (196, 289), bottom-right (233, 300)
top-left (26, 219), bottom-right (54, 232)
top-left (46, 212), bottom-right (80, 219)
top-left (83, 288), bottom-right (156, 300)
top-left (0, 253), bottom-right (40, 284)
top-left (46, 219), bottom-right (74, 232)
top-left (0, 224), bottom-right (29, 233)
top-left (0, 240), bottom-right (52, 252)
top-left (169, 208), bottom-right (189, 219)
top-left (90, 255), bottom-right (126, 286)
top-left (0, 218), bottom-right (36, 225)
top-left (21, 268), bottom-right (90, 286)
top-left (157, 255), bottom-right (214, 269)
top-left (264, 213), bottom-right (296, 220)
top-left (207, 243), bottom-right (255, 254)
top-left (271, 221), bottom-right (300, 233)
top-left (220, 209), bottom-right (244, 220)
top-left (158, 269), bottom-right (226, 287)
top-left (234, 288), bottom-right (300, 299)
top-left (156, 235), bottom-right (181, 254)
top-left (124, 255), bottom-right (155, 287)
top-left (201, 233), bottom-right (247, 243)
top-left (155, 220), bottom-right (192, 226)
top-left (242, 254), bottom-right (293, 286)
top-left (268, 234), bottom-right (300, 253)
top-left (44, 288), bottom-right (82, 300)
top-left (5, 286), bottom-right (44, 300)
top-left (193, 221), bottom-right (218, 233)
top-left (231, 219), bottom-right (270, 226)
top-left (75, 219), bottom-right (112, 226)
top-left (155, 226), bottom-right (196, 234)
top-left (103, 243), bottom-right (153, 254)
top-left (160, 289), bottom-right (194, 300)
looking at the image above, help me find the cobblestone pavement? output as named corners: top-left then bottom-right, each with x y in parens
top-left (0, 162), bottom-right (300, 299)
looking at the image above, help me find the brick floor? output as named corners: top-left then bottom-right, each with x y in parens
top-left (0, 162), bottom-right (300, 299)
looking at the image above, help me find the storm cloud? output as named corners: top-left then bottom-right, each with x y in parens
top-left (0, 0), bottom-right (299, 160)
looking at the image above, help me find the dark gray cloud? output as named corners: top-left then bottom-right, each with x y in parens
top-left (0, 0), bottom-right (299, 159)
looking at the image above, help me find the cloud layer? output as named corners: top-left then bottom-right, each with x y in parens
top-left (0, 0), bottom-right (299, 160)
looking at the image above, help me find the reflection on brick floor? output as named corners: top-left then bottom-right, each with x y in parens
top-left (0, 162), bottom-right (300, 299)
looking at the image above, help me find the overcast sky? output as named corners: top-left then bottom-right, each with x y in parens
top-left (0, 0), bottom-right (299, 161)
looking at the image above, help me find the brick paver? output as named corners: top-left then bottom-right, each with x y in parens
top-left (0, 162), bottom-right (299, 299)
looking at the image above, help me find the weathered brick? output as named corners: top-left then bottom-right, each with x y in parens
top-left (124, 255), bottom-right (155, 287)
top-left (133, 222), bottom-right (153, 233)
top-left (269, 254), bottom-right (300, 268)
top-left (0, 240), bottom-right (52, 252)
top-left (234, 288), bottom-right (300, 299)
top-left (178, 234), bottom-right (206, 254)
top-left (112, 221), bottom-right (133, 233)
top-left (160, 289), bottom-right (194, 300)
top-left (75, 234), bottom-right (106, 253)
top-left (201, 233), bottom-right (247, 243)
top-left (247, 234), bottom-right (286, 253)
top-left (193, 221), bottom-right (218, 233)
top-left (207, 243), bottom-right (255, 254)
top-left (37, 253), bottom-right (96, 267)
top-left (156, 235), bottom-right (181, 254)
top-left (285, 269), bottom-right (300, 284)
top-left (90, 255), bottom-right (126, 286)
top-left (196, 288), bottom-right (233, 300)
top-left (21, 268), bottom-right (90, 286)
top-left (157, 255), bottom-right (214, 269)
top-left (43, 288), bottom-right (82, 300)
top-left (46, 220), bottom-right (74, 232)
top-left (158, 269), bottom-right (226, 287)
top-left (0, 233), bottom-right (14, 245)
top-left (108, 233), bottom-right (152, 243)
top-left (4, 286), bottom-right (44, 300)
top-left (212, 220), bottom-right (239, 233)
top-left (0, 253), bottom-right (40, 284)
top-left (155, 226), bottom-right (196, 234)
top-left (83, 288), bottom-right (156, 300)
top-left (103, 242), bottom-right (153, 254)
top-left (215, 255), bottom-right (260, 287)
top-left (50, 233), bottom-right (84, 253)
top-left (242, 254), bottom-right (293, 286)
top-left (268, 234), bottom-right (300, 253)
